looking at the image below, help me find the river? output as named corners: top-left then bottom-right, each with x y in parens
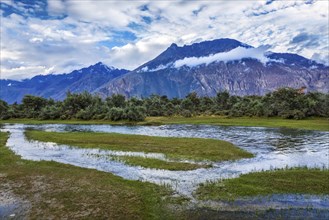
top-left (2, 123), bottom-right (328, 197)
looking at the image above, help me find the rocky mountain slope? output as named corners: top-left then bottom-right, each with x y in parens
top-left (96, 39), bottom-right (329, 98)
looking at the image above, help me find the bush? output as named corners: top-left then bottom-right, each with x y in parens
top-left (165, 109), bottom-right (174, 117)
top-left (181, 110), bottom-right (192, 118)
top-left (76, 109), bottom-right (93, 120)
top-left (214, 110), bottom-right (229, 116)
top-left (0, 100), bottom-right (9, 119)
top-left (93, 114), bottom-right (106, 120)
top-left (2, 88), bottom-right (327, 121)
top-left (60, 115), bottom-right (68, 120)
top-left (39, 106), bottom-right (61, 120)
top-left (108, 107), bottom-right (124, 121)
top-left (124, 106), bottom-right (146, 121)
top-left (279, 109), bottom-right (305, 120)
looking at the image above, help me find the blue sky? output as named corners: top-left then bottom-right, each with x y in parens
top-left (1, 0), bottom-right (328, 80)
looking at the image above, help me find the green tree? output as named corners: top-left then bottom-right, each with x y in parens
top-left (39, 104), bottom-right (62, 120)
top-left (21, 95), bottom-right (48, 118)
top-left (62, 92), bottom-right (94, 118)
top-left (185, 92), bottom-right (200, 113)
top-left (108, 107), bottom-right (125, 121)
top-left (106, 94), bottom-right (126, 108)
top-left (200, 97), bottom-right (214, 114)
top-left (215, 91), bottom-right (230, 111)
top-left (124, 106), bottom-right (146, 121)
top-left (181, 98), bottom-right (193, 110)
top-left (0, 100), bottom-right (9, 119)
top-left (272, 88), bottom-right (306, 119)
top-left (144, 95), bottom-right (164, 116)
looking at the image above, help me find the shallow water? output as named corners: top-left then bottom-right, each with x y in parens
top-left (1, 123), bottom-right (329, 197)
top-left (198, 194), bottom-right (329, 211)
top-left (0, 189), bottom-right (29, 220)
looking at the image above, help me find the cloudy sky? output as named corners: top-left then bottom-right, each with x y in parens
top-left (1, 0), bottom-right (328, 80)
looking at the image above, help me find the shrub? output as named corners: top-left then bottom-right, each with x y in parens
top-left (181, 110), bottom-right (192, 118)
top-left (39, 106), bottom-right (61, 120)
top-left (108, 107), bottom-right (124, 121)
top-left (279, 109), bottom-right (305, 120)
top-left (124, 106), bottom-right (146, 121)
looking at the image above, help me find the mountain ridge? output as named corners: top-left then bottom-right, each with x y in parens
top-left (135, 38), bottom-right (252, 72)
top-left (96, 38), bottom-right (328, 98)
top-left (0, 62), bottom-right (129, 103)
top-left (1, 38), bottom-right (328, 103)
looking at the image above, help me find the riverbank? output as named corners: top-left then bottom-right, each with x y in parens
top-left (1, 116), bottom-right (328, 131)
top-left (0, 131), bottom-right (184, 219)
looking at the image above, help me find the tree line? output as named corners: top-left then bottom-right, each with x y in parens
top-left (0, 88), bottom-right (328, 121)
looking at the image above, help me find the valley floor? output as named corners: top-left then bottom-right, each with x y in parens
top-left (0, 131), bottom-right (181, 219)
top-left (1, 128), bottom-right (329, 219)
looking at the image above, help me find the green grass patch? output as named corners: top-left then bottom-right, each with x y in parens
top-left (1, 116), bottom-right (328, 131)
top-left (144, 116), bottom-right (329, 131)
top-left (25, 130), bottom-right (253, 162)
top-left (196, 167), bottom-right (329, 201)
top-left (109, 155), bottom-right (211, 171)
top-left (0, 131), bottom-right (183, 219)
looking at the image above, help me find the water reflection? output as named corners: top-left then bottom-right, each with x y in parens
top-left (1, 123), bottom-right (329, 197)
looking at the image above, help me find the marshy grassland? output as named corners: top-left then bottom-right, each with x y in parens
top-left (1, 126), bottom-right (329, 219)
top-left (2, 116), bottom-right (328, 131)
top-left (24, 130), bottom-right (253, 169)
top-left (196, 167), bottom-right (329, 201)
top-left (144, 116), bottom-right (329, 131)
top-left (0, 131), bottom-right (185, 219)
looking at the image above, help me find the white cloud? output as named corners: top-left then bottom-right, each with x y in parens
top-left (140, 63), bottom-right (172, 73)
top-left (63, 0), bottom-right (148, 28)
top-left (47, 0), bottom-right (66, 16)
top-left (108, 35), bottom-right (175, 70)
top-left (311, 53), bottom-right (329, 65)
top-left (174, 46), bottom-right (271, 68)
top-left (0, 65), bottom-right (55, 80)
top-left (0, 0), bottom-right (328, 80)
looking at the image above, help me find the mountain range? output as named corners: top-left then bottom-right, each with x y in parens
top-left (0, 63), bottom-right (128, 103)
top-left (1, 38), bottom-right (328, 103)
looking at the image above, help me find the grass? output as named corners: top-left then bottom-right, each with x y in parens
top-left (2, 129), bottom-right (328, 218)
top-left (196, 167), bottom-right (329, 201)
top-left (25, 130), bottom-right (253, 162)
top-left (0, 131), bottom-right (184, 219)
top-left (144, 116), bottom-right (329, 131)
top-left (110, 155), bottom-right (211, 171)
top-left (1, 116), bottom-right (328, 131)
